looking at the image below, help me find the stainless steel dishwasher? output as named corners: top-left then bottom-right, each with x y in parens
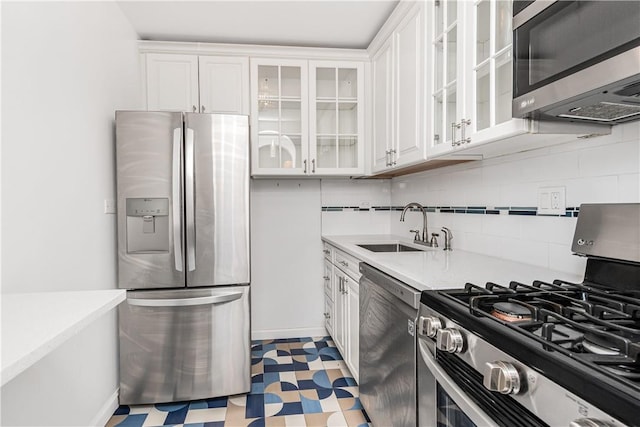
top-left (359, 263), bottom-right (421, 427)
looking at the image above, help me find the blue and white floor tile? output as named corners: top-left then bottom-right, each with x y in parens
top-left (106, 337), bottom-right (370, 427)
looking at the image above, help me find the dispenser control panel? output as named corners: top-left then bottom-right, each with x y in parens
top-left (126, 198), bottom-right (170, 254)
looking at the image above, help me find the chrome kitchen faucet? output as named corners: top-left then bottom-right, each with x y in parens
top-left (400, 202), bottom-right (438, 247)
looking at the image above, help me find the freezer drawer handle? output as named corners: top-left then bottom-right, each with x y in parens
top-left (127, 292), bottom-right (243, 307)
top-left (172, 127), bottom-right (183, 272)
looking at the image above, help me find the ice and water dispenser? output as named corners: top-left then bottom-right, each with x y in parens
top-left (126, 198), bottom-right (170, 253)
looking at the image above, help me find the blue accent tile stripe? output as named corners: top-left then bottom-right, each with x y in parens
top-left (321, 204), bottom-right (580, 218)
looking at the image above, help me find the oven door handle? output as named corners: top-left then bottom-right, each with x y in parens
top-left (419, 341), bottom-right (500, 427)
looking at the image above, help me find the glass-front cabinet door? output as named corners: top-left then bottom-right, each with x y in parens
top-left (309, 61), bottom-right (364, 175)
top-left (426, 0), bottom-right (466, 158)
top-left (463, 0), bottom-right (529, 146)
top-left (250, 58), bottom-right (308, 175)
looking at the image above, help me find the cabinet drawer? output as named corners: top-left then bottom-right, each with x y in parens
top-left (335, 249), bottom-right (361, 281)
top-left (324, 297), bottom-right (334, 334)
top-left (322, 242), bottom-right (334, 261)
top-left (324, 274), bottom-right (333, 298)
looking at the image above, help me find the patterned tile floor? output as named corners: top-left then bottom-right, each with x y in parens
top-left (106, 336), bottom-right (370, 427)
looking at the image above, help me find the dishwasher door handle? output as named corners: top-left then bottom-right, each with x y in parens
top-left (127, 292), bottom-right (243, 307)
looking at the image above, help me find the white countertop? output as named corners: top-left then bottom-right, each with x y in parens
top-left (322, 234), bottom-right (583, 292)
top-left (1, 289), bottom-right (126, 386)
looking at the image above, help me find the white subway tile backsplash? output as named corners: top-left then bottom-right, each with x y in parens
top-left (519, 151), bottom-right (580, 183)
top-left (482, 215), bottom-right (521, 238)
top-left (565, 175), bottom-right (619, 205)
top-left (321, 210), bottom-right (392, 236)
top-left (618, 174), bottom-right (640, 202)
top-left (621, 121), bottom-right (640, 142)
top-left (519, 216), bottom-right (577, 245)
top-left (578, 139), bottom-right (640, 177)
top-left (498, 181), bottom-right (539, 207)
top-left (499, 238), bottom-right (549, 269)
top-left (549, 243), bottom-right (587, 276)
top-left (319, 122), bottom-right (635, 275)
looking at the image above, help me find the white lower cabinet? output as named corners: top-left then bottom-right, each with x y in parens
top-left (323, 243), bottom-right (360, 382)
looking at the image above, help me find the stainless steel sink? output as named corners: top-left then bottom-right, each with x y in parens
top-left (357, 243), bottom-right (424, 253)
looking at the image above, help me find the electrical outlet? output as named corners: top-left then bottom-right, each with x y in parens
top-left (537, 187), bottom-right (565, 215)
top-left (104, 199), bottom-right (116, 214)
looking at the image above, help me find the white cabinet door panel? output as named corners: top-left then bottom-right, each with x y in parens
top-left (146, 53), bottom-right (199, 112)
top-left (395, 4), bottom-right (425, 167)
top-left (199, 56), bottom-right (249, 115)
top-left (372, 40), bottom-right (394, 173)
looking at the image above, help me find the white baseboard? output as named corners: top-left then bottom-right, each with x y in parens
top-left (252, 327), bottom-right (328, 341)
top-left (91, 388), bottom-right (119, 427)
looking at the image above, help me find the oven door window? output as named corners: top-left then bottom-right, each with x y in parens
top-left (437, 383), bottom-right (477, 427)
top-left (514, 1), bottom-right (640, 97)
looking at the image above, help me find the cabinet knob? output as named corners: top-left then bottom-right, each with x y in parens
top-left (483, 361), bottom-right (521, 395)
top-left (201, 105), bottom-right (206, 112)
top-left (323, 275), bottom-right (330, 281)
top-left (312, 159), bottom-right (316, 173)
top-left (192, 105), bottom-right (197, 113)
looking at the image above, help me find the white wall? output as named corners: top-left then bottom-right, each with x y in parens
top-left (390, 122), bottom-right (640, 276)
top-left (250, 180), bottom-right (325, 339)
top-left (1, 2), bottom-right (141, 425)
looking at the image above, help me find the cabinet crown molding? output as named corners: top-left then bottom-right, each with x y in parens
top-left (367, 0), bottom-right (420, 56)
top-left (138, 40), bottom-right (369, 61)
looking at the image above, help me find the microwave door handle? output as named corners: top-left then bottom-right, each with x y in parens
top-left (172, 127), bottom-right (183, 272)
top-left (185, 127), bottom-right (196, 272)
top-left (127, 291), bottom-right (243, 307)
top-left (419, 342), bottom-right (499, 427)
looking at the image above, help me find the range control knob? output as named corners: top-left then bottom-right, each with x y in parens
top-left (483, 361), bottom-right (521, 394)
top-left (569, 419), bottom-right (614, 427)
top-left (418, 316), bottom-right (443, 338)
top-left (436, 328), bottom-right (464, 353)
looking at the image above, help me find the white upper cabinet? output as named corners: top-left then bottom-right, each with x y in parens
top-left (394, 4), bottom-right (425, 167)
top-left (250, 58), bottom-right (365, 177)
top-left (424, 0), bottom-right (598, 160)
top-left (198, 56), bottom-right (249, 114)
top-left (146, 53), bottom-right (199, 113)
top-left (371, 38), bottom-right (394, 172)
top-left (250, 58), bottom-right (309, 175)
top-left (145, 53), bottom-right (249, 114)
top-left (425, 0), bottom-right (468, 158)
top-left (309, 61), bottom-right (364, 176)
top-left (461, 0), bottom-right (530, 148)
top-left (371, 2), bottom-right (426, 173)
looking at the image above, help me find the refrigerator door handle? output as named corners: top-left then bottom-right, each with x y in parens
top-left (172, 127), bottom-right (183, 272)
top-left (185, 127), bottom-right (196, 272)
top-left (127, 291), bottom-right (243, 307)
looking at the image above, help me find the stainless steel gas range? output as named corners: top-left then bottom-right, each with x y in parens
top-left (417, 203), bottom-right (640, 427)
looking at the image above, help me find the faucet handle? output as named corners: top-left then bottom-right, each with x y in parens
top-left (430, 233), bottom-right (439, 247)
top-left (409, 229), bottom-right (421, 241)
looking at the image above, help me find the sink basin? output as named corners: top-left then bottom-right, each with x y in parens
top-left (357, 243), bottom-right (424, 253)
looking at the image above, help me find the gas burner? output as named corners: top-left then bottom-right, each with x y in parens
top-left (491, 301), bottom-right (532, 323)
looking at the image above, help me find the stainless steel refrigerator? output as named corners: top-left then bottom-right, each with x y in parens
top-left (115, 111), bottom-right (250, 405)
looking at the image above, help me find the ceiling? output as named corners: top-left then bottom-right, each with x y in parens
top-left (117, 1), bottom-right (399, 50)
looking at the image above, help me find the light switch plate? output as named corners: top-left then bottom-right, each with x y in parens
top-left (537, 186), bottom-right (565, 215)
top-left (104, 199), bottom-right (116, 214)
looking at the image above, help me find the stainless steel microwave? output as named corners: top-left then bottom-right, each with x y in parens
top-left (513, 1), bottom-right (640, 124)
